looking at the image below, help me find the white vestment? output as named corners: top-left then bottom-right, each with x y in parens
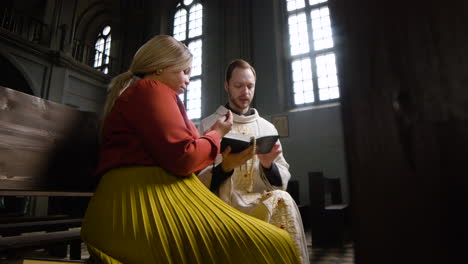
top-left (198, 106), bottom-right (309, 264)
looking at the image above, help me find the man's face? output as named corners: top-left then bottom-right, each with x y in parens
top-left (225, 67), bottom-right (256, 115)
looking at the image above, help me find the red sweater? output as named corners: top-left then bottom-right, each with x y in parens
top-left (95, 79), bottom-right (220, 177)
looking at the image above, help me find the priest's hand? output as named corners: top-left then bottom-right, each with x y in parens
top-left (257, 141), bottom-right (282, 169)
top-left (220, 145), bottom-right (255, 172)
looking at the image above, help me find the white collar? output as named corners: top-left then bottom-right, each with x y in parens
top-left (215, 105), bottom-right (259, 124)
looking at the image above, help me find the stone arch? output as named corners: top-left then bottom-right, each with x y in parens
top-left (74, 2), bottom-right (112, 46)
top-left (72, 1), bottom-right (112, 68)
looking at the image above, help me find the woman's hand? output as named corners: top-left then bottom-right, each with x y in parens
top-left (209, 110), bottom-right (233, 137)
top-left (220, 145), bottom-right (255, 172)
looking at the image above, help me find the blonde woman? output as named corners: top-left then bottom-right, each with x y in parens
top-left (80, 35), bottom-right (300, 264)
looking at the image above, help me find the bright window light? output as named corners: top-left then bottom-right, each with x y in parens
top-left (285, 0), bottom-right (339, 105)
top-left (173, 1), bottom-right (203, 120)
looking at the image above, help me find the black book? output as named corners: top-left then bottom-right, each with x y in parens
top-left (220, 134), bottom-right (280, 154)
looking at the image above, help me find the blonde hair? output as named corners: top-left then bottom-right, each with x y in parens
top-left (101, 35), bottom-right (192, 125)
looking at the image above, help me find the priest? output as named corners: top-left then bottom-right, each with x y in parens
top-left (198, 59), bottom-right (309, 264)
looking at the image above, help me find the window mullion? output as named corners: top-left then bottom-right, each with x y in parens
top-left (311, 55), bottom-right (320, 102)
top-left (313, 47), bottom-right (334, 56)
top-left (185, 7), bottom-right (190, 41)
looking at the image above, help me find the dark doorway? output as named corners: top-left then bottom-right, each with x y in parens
top-left (0, 55), bottom-right (34, 95)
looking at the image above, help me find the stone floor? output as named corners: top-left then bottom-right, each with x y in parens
top-left (12, 230), bottom-right (354, 264)
top-left (306, 230), bottom-right (354, 264)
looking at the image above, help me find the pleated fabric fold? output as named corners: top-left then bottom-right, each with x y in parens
top-left (81, 166), bottom-right (300, 264)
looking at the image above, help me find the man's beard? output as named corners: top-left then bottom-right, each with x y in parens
top-left (228, 92), bottom-right (250, 112)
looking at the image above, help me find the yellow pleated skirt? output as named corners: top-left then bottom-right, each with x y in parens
top-left (81, 166), bottom-right (300, 264)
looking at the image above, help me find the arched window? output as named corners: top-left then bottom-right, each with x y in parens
top-left (93, 25), bottom-right (112, 74)
top-left (173, 0), bottom-right (203, 120)
top-left (285, 0), bottom-right (339, 106)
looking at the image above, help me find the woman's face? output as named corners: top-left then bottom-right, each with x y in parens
top-left (157, 65), bottom-right (191, 94)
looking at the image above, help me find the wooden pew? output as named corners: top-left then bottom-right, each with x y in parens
top-left (0, 86), bottom-right (99, 261)
top-left (308, 171), bottom-right (351, 248)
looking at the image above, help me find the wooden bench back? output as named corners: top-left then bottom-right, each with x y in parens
top-left (0, 86), bottom-right (100, 196)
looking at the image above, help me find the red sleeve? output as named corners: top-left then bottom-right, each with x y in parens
top-left (119, 79), bottom-right (220, 176)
